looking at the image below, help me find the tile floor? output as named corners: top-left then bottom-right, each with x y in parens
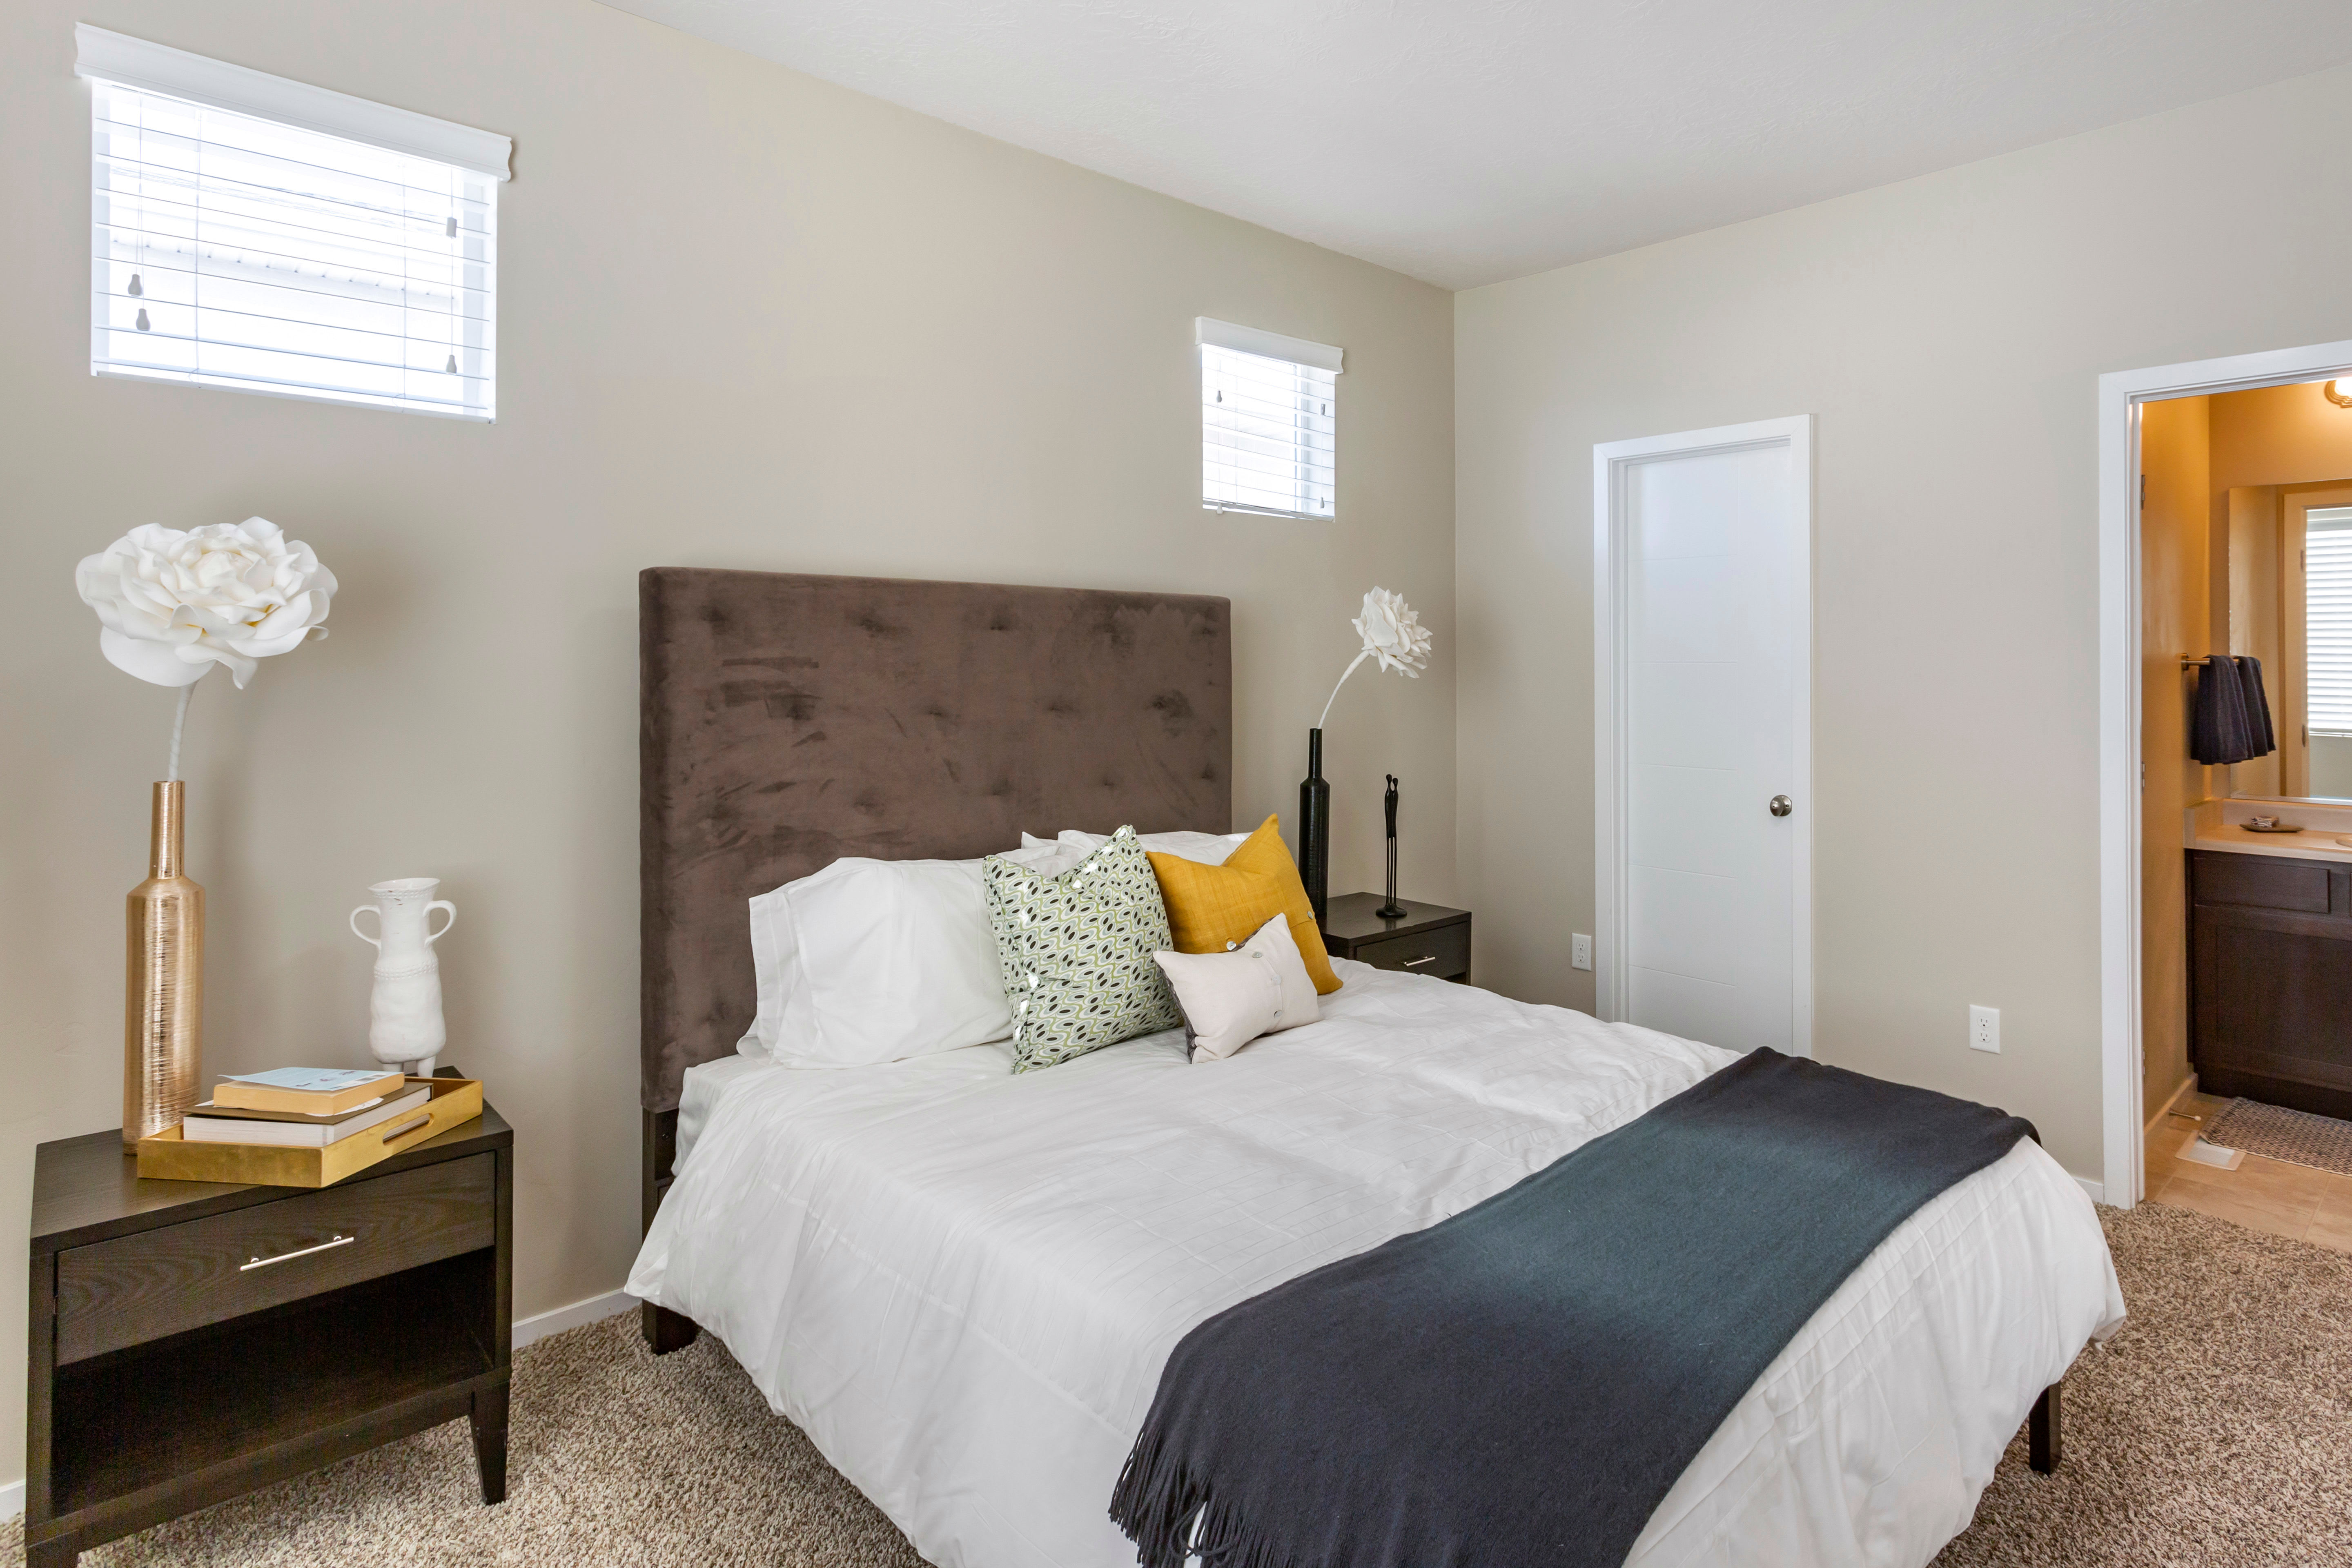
top-left (2145, 1090), bottom-right (2352, 1252)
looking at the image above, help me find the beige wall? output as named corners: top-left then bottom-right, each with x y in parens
top-left (2137, 396), bottom-right (2210, 1116)
top-left (0, 0), bottom-right (1454, 1479)
top-left (2211, 381), bottom-right (2352, 493)
top-left (1456, 61), bottom-right (2352, 1183)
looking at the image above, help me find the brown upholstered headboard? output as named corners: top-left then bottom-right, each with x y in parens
top-left (639, 568), bottom-right (1234, 1115)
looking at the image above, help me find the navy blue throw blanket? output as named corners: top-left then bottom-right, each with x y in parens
top-left (1109, 1049), bottom-right (2034, 1568)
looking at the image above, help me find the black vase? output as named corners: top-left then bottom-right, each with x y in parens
top-left (1298, 728), bottom-right (1331, 926)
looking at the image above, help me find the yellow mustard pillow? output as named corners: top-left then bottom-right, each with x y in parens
top-left (1147, 814), bottom-right (1341, 995)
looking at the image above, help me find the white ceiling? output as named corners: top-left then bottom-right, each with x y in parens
top-left (597, 0), bottom-right (2352, 290)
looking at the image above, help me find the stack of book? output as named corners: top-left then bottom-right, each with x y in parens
top-left (186, 1067), bottom-right (426, 1148)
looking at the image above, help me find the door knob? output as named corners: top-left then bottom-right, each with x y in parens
top-left (1769, 795), bottom-right (1793, 817)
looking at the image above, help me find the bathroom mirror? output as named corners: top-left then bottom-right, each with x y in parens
top-left (2217, 482), bottom-right (2352, 802)
top-left (2143, 378), bottom-right (2352, 805)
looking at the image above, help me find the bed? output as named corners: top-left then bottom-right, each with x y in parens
top-left (630, 568), bottom-right (2125, 1568)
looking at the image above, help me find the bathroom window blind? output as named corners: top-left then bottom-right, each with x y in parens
top-left (1198, 318), bottom-right (1341, 519)
top-left (2308, 508), bottom-right (2352, 737)
top-left (79, 28), bottom-right (507, 420)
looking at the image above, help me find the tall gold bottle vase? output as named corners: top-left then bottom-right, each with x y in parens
top-left (124, 781), bottom-right (203, 1147)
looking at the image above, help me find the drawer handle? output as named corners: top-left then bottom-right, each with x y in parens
top-left (242, 1234), bottom-right (355, 1272)
top-left (1403, 955), bottom-right (1439, 967)
top-left (380, 1113), bottom-right (432, 1145)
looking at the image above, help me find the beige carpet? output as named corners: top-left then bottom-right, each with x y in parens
top-left (1931, 1199), bottom-right (2352, 1567)
top-left (6, 1200), bottom-right (2346, 1567)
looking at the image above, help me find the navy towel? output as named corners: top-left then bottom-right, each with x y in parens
top-left (2191, 657), bottom-right (2255, 764)
top-left (2236, 656), bottom-right (2276, 757)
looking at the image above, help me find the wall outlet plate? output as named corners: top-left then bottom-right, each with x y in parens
top-left (1570, 933), bottom-right (1593, 971)
top-left (1969, 1004), bottom-right (2000, 1054)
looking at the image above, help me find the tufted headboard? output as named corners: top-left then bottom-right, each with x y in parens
top-left (639, 568), bottom-right (1233, 1118)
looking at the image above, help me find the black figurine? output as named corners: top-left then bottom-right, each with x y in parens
top-left (1377, 774), bottom-right (1406, 918)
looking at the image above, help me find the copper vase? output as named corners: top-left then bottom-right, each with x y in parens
top-left (125, 780), bottom-right (202, 1146)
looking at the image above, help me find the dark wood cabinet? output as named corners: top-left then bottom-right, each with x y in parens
top-left (1320, 893), bottom-right (1472, 984)
top-left (25, 1089), bottom-right (512, 1566)
top-left (2189, 849), bottom-right (2352, 1118)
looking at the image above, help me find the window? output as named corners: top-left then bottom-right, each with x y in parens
top-left (2308, 507), bottom-right (2352, 736)
top-left (76, 26), bottom-right (511, 420)
top-left (1197, 317), bottom-right (1341, 518)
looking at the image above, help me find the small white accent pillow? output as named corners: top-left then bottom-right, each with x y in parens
top-left (1151, 913), bottom-right (1321, 1062)
top-left (742, 844), bottom-right (1070, 1065)
top-left (1030, 829), bottom-right (1247, 866)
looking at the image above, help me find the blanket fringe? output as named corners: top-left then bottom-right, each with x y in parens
top-left (1109, 1425), bottom-right (1305, 1568)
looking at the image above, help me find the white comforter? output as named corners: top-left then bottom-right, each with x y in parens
top-left (628, 960), bottom-right (2124, 1568)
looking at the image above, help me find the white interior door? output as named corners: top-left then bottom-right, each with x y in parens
top-left (1595, 418), bottom-right (1811, 1055)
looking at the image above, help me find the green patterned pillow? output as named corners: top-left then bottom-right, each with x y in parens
top-left (983, 826), bottom-right (1182, 1072)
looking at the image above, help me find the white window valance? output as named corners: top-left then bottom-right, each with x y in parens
top-left (75, 25), bottom-right (511, 180)
top-left (1195, 317), bottom-right (1343, 374)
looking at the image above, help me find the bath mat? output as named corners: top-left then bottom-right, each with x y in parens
top-left (2201, 1098), bottom-right (2352, 1178)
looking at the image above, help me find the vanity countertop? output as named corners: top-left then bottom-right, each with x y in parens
top-left (2193, 822), bottom-right (2352, 862)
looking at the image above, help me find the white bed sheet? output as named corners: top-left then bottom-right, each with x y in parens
top-left (630, 960), bottom-right (2124, 1568)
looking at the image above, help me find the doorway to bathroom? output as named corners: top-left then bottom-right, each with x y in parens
top-left (2109, 355), bottom-right (2352, 1242)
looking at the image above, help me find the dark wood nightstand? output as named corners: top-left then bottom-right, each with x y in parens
top-left (1320, 893), bottom-right (1472, 983)
top-left (24, 1081), bottom-right (512, 1566)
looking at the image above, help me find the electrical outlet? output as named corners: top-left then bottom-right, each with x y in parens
top-left (1969, 1005), bottom-right (2000, 1054)
top-left (1570, 933), bottom-right (1594, 971)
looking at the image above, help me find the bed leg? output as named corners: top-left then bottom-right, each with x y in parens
top-left (2028, 1380), bottom-right (2062, 1473)
top-left (643, 1302), bottom-right (699, 1354)
top-left (639, 1108), bottom-right (697, 1354)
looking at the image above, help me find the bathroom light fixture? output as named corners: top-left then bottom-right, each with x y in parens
top-left (2326, 378), bottom-right (2352, 408)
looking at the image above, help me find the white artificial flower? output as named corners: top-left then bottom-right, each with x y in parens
top-left (1318, 586), bottom-right (1437, 728)
top-left (1351, 588), bottom-right (1432, 677)
top-left (75, 518), bottom-right (337, 688)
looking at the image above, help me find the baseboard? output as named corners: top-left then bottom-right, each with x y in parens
top-left (512, 1287), bottom-right (637, 1350)
top-left (0, 1294), bottom-right (640, 1520)
top-left (2074, 1174), bottom-right (2106, 1205)
top-left (2147, 1071), bottom-right (2198, 1134)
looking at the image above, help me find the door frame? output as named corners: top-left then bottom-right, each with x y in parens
top-left (1592, 414), bottom-right (1815, 1055)
top-left (2098, 338), bottom-right (2352, 1208)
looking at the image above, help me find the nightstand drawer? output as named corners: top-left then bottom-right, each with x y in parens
top-left (1349, 921), bottom-right (1470, 980)
top-left (55, 1153), bottom-right (495, 1364)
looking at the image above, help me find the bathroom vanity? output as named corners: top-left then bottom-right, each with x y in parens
top-left (2188, 846), bottom-right (2352, 1118)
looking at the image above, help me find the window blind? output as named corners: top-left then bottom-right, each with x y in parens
top-left (80, 35), bottom-right (501, 420)
top-left (1198, 318), bottom-right (1341, 519)
top-left (2309, 508), bottom-right (2352, 736)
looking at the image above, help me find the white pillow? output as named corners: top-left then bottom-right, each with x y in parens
top-left (1151, 913), bottom-right (1321, 1062)
top-left (1038, 828), bottom-right (1247, 866)
top-left (1010, 835), bottom-right (1092, 876)
top-left (741, 844), bottom-right (1069, 1065)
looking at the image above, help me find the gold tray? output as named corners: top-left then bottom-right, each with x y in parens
top-left (136, 1077), bottom-right (484, 1188)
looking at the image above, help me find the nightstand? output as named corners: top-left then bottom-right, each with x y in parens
top-left (24, 1079), bottom-right (512, 1566)
top-left (1320, 893), bottom-right (1472, 983)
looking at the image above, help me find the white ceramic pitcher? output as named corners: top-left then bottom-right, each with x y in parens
top-left (351, 877), bottom-right (457, 1076)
